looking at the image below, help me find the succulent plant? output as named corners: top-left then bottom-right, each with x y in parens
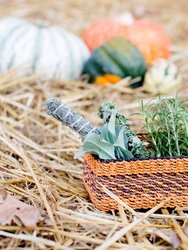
top-left (76, 109), bottom-right (134, 160)
top-left (98, 102), bottom-right (152, 158)
top-left (77, 103), bottom-right (153, 160)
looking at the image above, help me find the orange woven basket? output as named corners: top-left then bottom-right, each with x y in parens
top-left (83, 153), bottom-right (188, 211)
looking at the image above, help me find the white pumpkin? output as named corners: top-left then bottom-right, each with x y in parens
top-left (144, 59), bottom-right (182, 95)
top-left (0, 17), bottom-right (90, 80)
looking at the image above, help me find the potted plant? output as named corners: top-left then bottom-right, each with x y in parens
top-left (46, 97), bottom-right (188, 211)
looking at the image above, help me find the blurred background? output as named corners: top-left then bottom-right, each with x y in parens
top-left (1, 0), bottom-right (188, 45)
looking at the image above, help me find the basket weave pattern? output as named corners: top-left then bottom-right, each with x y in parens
top-left (83, 154), bottom-right (188, 211)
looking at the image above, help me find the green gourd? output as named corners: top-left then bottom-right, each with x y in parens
top-left (83, 36), bottom-right (147, 88)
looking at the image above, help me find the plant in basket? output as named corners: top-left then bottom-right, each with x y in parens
top-left (46, 96), bottom-right (188, 211)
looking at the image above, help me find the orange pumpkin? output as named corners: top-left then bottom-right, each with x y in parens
top-left (123, 20), bottom-right (170, 65)
top-left (83, 19), bottom-right (127, 51)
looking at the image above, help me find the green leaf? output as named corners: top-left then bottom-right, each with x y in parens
top-left (116, 146), bottom-right (134, 158)
top-left (74, 149), bottom-right (89, 159)
top-left (100, 124), bottom-right (115, 143)
top-left (114, 127), bottom-right (127, 148)
top-left (82, 133), bottom-right (116, 160)
top-left (108, 110), bottom-right (117, 137)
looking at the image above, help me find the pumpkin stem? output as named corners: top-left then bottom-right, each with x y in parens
top-left (46, 98), bottom-right (100, 137)
top-left (34, 19), bottom-right (49, 28)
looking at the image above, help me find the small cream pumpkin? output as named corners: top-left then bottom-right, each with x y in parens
top-left (0, 17), bottom-right (90, 80)
top-left (144, 59), bottom-right (181, 95)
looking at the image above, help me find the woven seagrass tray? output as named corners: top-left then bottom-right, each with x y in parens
top-left (83, 153), bottom-right (188, 211)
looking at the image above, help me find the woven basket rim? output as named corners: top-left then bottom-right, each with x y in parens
top-left (85, 153), bottom-right (188, 163)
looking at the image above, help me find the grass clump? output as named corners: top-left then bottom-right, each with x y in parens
top-left (140, 96), bottom-right (188, 157)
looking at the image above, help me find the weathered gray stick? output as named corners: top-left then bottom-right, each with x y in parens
top-left (46, 98), bottom-right (100, 137)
